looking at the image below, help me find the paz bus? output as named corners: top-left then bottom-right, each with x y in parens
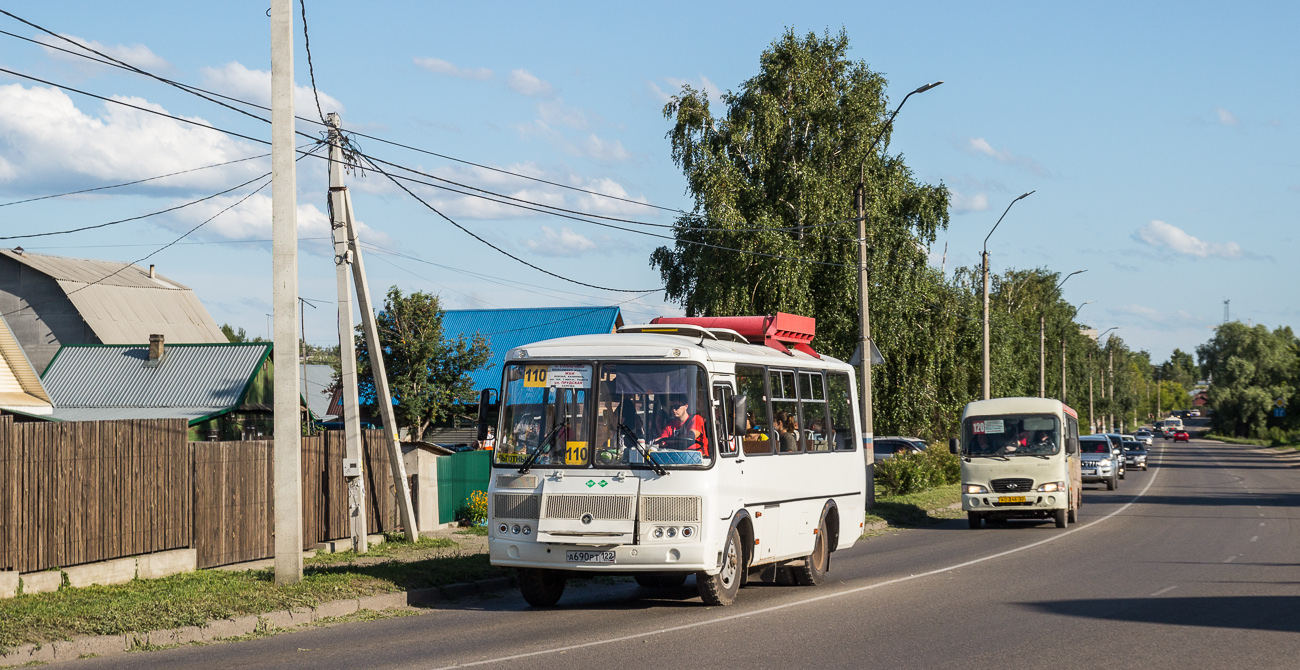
top-left (480, 313), bottom-right (867, 607)
top-left (952, 397), bottom-right (1082, 529)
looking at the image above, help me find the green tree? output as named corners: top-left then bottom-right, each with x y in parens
top-left (651, 29), bottom-right (954, 437)
top-left (355, 287), bottom-right (491, 442)
top-left (220, 323), bottom-right (267, 343)
top-left (1198, 323), bottom-right (1296, 437)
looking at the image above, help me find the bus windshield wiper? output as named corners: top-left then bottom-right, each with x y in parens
top-left (518, 421), bottom-right (566, 474)
top-left (618, 422), bottom-right (667, 476)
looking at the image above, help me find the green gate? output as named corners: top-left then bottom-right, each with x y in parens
top-left (436, 450), bottom-right (491, 525)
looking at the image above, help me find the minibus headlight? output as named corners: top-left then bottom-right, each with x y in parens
top-left (964, 484), bottom-right (989, 494)
top-left (1037, 481), bottom-right (1065, 492)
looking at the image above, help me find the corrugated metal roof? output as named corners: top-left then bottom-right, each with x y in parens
top-left (0, 313), bottom-right (51, 410)
top-left (45, 407), bottom-right (216, 423)
top-left (300, 363), bottom-right (335, 418)
top-left (440, 306), bottom-right (623, 391)
top-left (42, 343), bottom-right (271, 413)
top-left (0, 249), bottom-right (226, 345)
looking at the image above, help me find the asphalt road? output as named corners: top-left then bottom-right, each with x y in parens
top-left (66, 432), bottom-right (1300, 669)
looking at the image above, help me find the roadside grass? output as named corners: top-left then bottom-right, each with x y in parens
top-left (456, 526), bottom-right (489, 537)
top-left (1205, 433), bottom-right (1300, 450)
top-left (864, 484), bottom-right (961, 529)
top-left (0, 539), bottom-right (503, 651)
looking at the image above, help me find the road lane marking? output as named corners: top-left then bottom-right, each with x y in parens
top-left (1250, 536), bottom-right (1259, 542)
top-left (1149, 585), bottom-right (1177, 597)
top-left (1260, 522), bottom-right (1266, 526)
top-left (1224, 556), bottom-right (1237, 563)
top-left (430, 444), bottom-right (1168, 669)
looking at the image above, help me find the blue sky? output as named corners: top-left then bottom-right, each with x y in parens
top-left (1, 1), bottom-right (1295, 362)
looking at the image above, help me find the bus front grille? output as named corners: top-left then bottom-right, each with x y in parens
top-left (640, 496), bottom-right (701, 523)
top-left (544, 495), bottom-right (634, 520)
top-left (494, 493), bottom-right (540, 520)
top-left (991, 478), bottom-right (1034, 493)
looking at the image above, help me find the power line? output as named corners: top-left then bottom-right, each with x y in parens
top-left (0, 152), bottom-right (271, 208)
top-left (297, 0), bottom-right (328, 125)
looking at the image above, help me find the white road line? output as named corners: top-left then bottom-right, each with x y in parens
top-left (431, 445), bottom-right (1168, 669)
top-left (1149, 585), bottom-right (1178, 597)
top-left (1260, 522), bottom-right (1266, 526)
top-left (1250, 536), bottom-right (1259, 542)
top-left (1224, 556), bottom-right (1237, 563)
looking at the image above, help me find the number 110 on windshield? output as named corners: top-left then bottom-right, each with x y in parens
top-left (524, 366), bottom-right (548, 387)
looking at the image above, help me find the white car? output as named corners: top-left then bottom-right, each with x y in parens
top-left (1189, 409), bottom-right (1201, 417)
top-left (1133, 430), bottom-right (1154, 446)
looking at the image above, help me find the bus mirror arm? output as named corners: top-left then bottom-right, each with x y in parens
top-left (731, 395), bottom-right (748, 436)
top-left (476, 389), bottom-right (491, 442)
top-left (949, 437), bottom-right (960, 455)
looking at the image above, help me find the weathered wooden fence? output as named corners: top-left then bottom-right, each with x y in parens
top-left (1, 417), bottom-right (404, 573)
top-left (0, 417), bottom-right (192, 573)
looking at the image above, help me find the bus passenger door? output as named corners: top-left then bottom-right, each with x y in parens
top-left (713, 382), bottom-right (745, 535)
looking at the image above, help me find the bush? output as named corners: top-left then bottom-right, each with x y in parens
top-left (458, 490), bottom-right (488, 526)
top-left (874, 446), bottom-right (961, 497)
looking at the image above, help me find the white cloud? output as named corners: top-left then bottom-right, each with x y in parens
top-left (578, 134), bottom-right (630, 162)
top-left (412, 57), bottom-right (493, 80)
top-left (524, 227), bottom-right (596, 257)
top-left (38, 33), bottom-right (171, 72)
top-left (949, 190), bottom-right (989, 214)
top-left (963, 137), bottom-right (1049, 177)
top-left (1215, 106), bottom-right (1239, 127)
top-left (201, 62), bottom-right (344, 118)
top-left (1115, 304), bottom-right (1202, 328)
top-left (536, 99), bottom-right (588, 129)
top-left (511, 119), bottom-right (631, 162)
top-left (651, 75), bottom-right (724, 107)
top-left (1133, 220), bottom-right (1244, 259)
top-left (0, 83), bottom-right (265, 194)
top-left (160, 193), bottom-right (391, 250)
top-left (507, 69), bottom-right (554, 98)
top-left (572, 177), bottom-right (653, 216)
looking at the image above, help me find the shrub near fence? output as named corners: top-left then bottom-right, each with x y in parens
top-left (874, 447), bottom-right (961, 497)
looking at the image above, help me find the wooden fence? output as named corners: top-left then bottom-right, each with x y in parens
top-left (0, 417), bottom-right (192, 573)
top-left (1, 416), bottom-right (403, 573)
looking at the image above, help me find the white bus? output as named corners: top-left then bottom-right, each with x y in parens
top-left (954, 397), bottom-right (1082, 529)
top-left (482, 314), bottom-right (867, 607)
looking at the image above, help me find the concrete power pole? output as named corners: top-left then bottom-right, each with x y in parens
top-left (1088, 351), bottom-right (1095, 433)
top-left (1108, 349), bottom-right (1115, 433)
top-left (1039, 314), bottom-right (1045, 398)
top-left (1061, 338), bottom-right (1066, 403)
top-left (854, 185), bottom-right (875, 507)
top-left (326, 113), bottom-right (367, 554)
top-left (339, 189), bottom-right (422, 541)
top-left (270, 0), bottom-right (302, 585)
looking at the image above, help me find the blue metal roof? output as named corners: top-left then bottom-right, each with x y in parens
top-left (441, 306), bottom-right (622, 391)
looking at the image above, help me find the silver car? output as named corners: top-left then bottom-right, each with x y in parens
top-left (1133, 430), bottom-right (1154, 446)
top-left (1080, 436), bottom-right (1118, 490)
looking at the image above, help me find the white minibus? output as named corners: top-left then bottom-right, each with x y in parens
top-left (952, 397), bottom-right (1082, 529)
top-left (482, 313), bottom-right (867, 607)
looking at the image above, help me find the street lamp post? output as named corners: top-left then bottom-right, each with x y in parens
top-left (1062, 300), bottom-right (1093, 403)
top-left (1041, 270), bottom-right (1086, 398)
top-left (854, 80), bottom-right (942, 504)
top-left (982, 191), bottom-right (1035, 400)
top-left (1096, 327), bottom-right (1119, 432)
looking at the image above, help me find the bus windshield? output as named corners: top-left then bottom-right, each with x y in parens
top-left (963, 415), bottom-right (1061, 457)
top-left (495, 363), bottom-right (592, 468)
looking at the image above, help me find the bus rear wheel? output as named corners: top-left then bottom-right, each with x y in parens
top-left (793, 521), bottom-right (828, 586)
top-left (518, 568), bottom-right (566, 607)
top-left (697, 527), bottom-right (742, 606)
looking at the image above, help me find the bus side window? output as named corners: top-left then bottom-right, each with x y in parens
top-left (713, 384), bottom-right (738, 456)
top-left (827, 372), bottom-right (855, 451)
top-left (770, 370), bottom-right (802, 453)
top-left (736, 366), bottom-right (772, 455)
top-left (800, 371), bottom-right (831, 452)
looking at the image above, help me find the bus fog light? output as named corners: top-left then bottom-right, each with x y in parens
top-left (666, 527), bottom-right (677, 538)
top-left (970, 498), bottom-right (980, 507)
top-left (512, 524), bottom-right (521, 534)
top-left (522, 525), bottom-right (532, 535)
top-left (653, 527), bottom-right (664, 539)
top-left (498, 523), bottom-right (508, 534)
top-left (1047, 496), bottom-right (1056, 505)
top-left (681, 526), bottom-right (693, 538)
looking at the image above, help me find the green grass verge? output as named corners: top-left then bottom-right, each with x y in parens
top-left (455, 526), bottom-right (489, 536)
top-left (0, 542), bottom-right (504, 650)
top-left (866, 484), bottom-right (961, 527)
top-left (1205, 433), bottom-right (1300, 450)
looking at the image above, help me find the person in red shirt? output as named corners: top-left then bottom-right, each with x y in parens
top-left (658, 397), bottom-right (709, 458)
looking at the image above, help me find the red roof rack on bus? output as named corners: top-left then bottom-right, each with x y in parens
top-left (649, 313), bottom-right (819, 358)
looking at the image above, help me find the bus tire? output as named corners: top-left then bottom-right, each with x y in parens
top-left (1067, 506), bottom-right (1077, 523)
top-left (518, 568), bottom-right (566, 607)
top-left (697, 527), bottom-right (742, 606)
top-left (635, 573), bottom-right (688, 588)
top-left (793, 521), bottom-right (828, 586)
top-left (1054, 507), bottom-right (1068, 528)
top-left (967, 512), bottom-right (982, 529)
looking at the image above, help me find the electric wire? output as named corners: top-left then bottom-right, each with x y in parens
top-left (0, 152), bottom-right (271, 208)
top-left (298, 0), bottom-right (328, 125)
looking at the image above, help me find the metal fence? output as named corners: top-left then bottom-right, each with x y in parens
top-left (436, 449), bottom-right (491, 525)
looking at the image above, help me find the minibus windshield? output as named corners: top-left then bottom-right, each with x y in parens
top-left (963, 415), bottom-right (1061, 457)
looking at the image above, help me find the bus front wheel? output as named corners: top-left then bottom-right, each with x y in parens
top-left (967, 512), bottom-right (982, 529)
top-left (697, 527), bottom-right (743, 606)
top-left (518, 568), bottom-right (566, 607)
top-left (1054, 507), bottom-right (1068, 528)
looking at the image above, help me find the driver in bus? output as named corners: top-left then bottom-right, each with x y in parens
top-left (656, 396), bottom-right (709, 457)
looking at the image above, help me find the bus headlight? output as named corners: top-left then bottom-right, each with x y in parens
top-left (653, 527), bottom-right (664, 539)
top-left (1037, 481), bottom-right (1065, 492)
top-left (964, 484), bottom-right (989, 494)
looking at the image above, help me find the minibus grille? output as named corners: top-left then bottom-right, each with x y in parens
top-left (544, 495), bottom-right (634, 520)
top-left (494, 493), bottom-right (540, 520)
top-left (640, 496), bottom-right (702, 523)
top-left (991, 478), bottom-right (1034, 493)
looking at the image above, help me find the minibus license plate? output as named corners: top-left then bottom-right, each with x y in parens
top-left (999, 496), bottom-right (1027, 503)
top-left (567, 550), bottom-right (615, 564)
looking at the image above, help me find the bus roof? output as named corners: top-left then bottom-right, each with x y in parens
top-left (505, 329), bottom-right (853, 372)
top-left (962, 397), bottom-right (1079, 419)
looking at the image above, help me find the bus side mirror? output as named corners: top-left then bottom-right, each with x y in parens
top-left (949, 437), bottom-right (960, 455)
top-left (1066, 439), bottom-right (1077, 455)
top-left (476, 389), bottom-right (491, 442)
top-left (731, 395), bottom-right (748, 436)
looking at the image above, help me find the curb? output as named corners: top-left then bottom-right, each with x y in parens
top-left (0, 575), bottom-right (515, 666)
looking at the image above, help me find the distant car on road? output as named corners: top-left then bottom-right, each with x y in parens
top-left (1173, 431), bottom-right (1190, 443)
top-left (1189, 409), bottom-right (1201, 417)
top-left (873, 437), bottom-right (927, 461)
top-left (1103, 434), bottom-right (1127, 479)
top-left (1080, 436), bottom-right (1119, 490)
top-left (1122, 441), bottom-right (1148, 471)
top-left (1134, 430), bottom-right (1154, 446)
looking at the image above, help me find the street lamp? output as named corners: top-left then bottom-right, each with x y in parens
top-left (981, 190), bottom-right (1035, 400)
top-left (1041, 270), bottom-right (1087, 397)
top-left (854, 79), bottom-right (942, 500)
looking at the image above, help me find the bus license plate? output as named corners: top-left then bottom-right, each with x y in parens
top-left (999, 496), bottom-right (1027, 504)
top-left (567, 550), bottom-right (615, 564)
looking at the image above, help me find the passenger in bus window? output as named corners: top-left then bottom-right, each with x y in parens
top-left (657, 396), bottom-right (709, 457)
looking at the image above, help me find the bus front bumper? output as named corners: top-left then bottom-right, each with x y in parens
top-left (489, 538), bottom-right (716, 574)
top-left (963, 493), bottom-right (1066, 513)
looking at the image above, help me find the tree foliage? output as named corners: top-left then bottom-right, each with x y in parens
top-left (356, 287), bottom-right (491, 442)
top-left (1198, 322), bottom-right (1297, 438)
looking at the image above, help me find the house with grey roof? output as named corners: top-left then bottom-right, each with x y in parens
top-left (0, 248), bottom-right (226, 372)
top-left (40, 338), bottom-right (293, 440)
top-left (0, 313), bottom-right (52, 417)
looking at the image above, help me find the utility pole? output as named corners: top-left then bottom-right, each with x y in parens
top-left (1039, 314), bottom-right (1046, 398)
top-left (1088, 351), bottom-right (1095, 434)
top-left (1061, 338), bottom-right (1067, 403)
top-left (327, 113), bottom-right (368, 553)
top-left (854, 184), bottom-right (875, 505)
top-left (982, 251), bottom-right (991, 400)
top-left (270, 0), bottom-right (302, 586)
top-left (1108, 348), bottom-right (1115, 433)
top-left (1156, 368), bottom-right (1162, 419)
top-left (339, 184), bottom-right (422, 541)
